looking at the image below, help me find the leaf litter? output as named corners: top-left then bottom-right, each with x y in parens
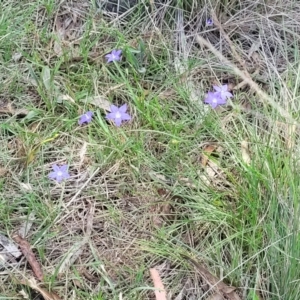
top-left (0, 101), bottom-right (29, 116)
top-left (57, 201), bottom-right (95, 275)
top-left (150, 267), bottom-right (167, 300)
top-left (241, 140), bottom-right (251, 165)
top-left (2, 1), bottom-right (299, 299)
top-left (0, 233), bottom-right (22, 258)
top-left (184, 256), bottom-right (241, 300)
top-left (19, 277), bottom-right (62, 300)
top-left (84, 95), bottom-right (111, 111)
top-left (199, 143), bottom-right (227, 187)
top-left (12, 234), bottom-right (44, 281)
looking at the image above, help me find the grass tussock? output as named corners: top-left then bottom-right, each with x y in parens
top-left (1, 0), bottom-right (300, 299)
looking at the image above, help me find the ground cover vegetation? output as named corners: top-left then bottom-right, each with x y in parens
top-left (1, 0), bottom-right (300, 299)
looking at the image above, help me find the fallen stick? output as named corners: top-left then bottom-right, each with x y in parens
top-left (13, 234), bottom-right (44, 282)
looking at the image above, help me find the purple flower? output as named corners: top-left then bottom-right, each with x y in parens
top-left (206, 18), bottom-right (213, 26)
top-left (213, 84), bottom-right (233, 101)
top-left (204, 91), bottom-right (226, 109)
top-left (48, 164), bottom-right (70, 183)
top-left (105, 49), bottom-right (122, 63)
top-left (106, 104), bottom-right (131, 127)
top-left (78, 111), bottom-right (93, 125)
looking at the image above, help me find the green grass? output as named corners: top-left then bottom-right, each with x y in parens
top-left (1, 0), bottom-right (300, 299)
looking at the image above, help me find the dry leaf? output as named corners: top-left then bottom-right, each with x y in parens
top-left (79, 268), bottom-right (99, 282)
top-left (0, 167), bottom-right (8, 177)
top-left (241, 140), bottom-right (251, 165)
top-left (158, 88), bottom-right (176, 100)
top-left (12, 52), bottom-right (22, 62)
top-left (86, 95), bottom-right (111, 111)
top-left (199, 144), bottom-right (225, 184)
top-left (13, 234), bottom-right (44, 281)
top-left (206, 160), bottom-right (223, 181)
top-left (286, 123), bottom-right (296, 149)
top-left (14, 108), bottom-right (30, 116)
top-left (79, 142), bottom-right (87, 166)
top-left (18, 289), bottom-right (30, 299)
top-left (57, 94), bottom-right (75, 103)
top-left (54, 40), bottom-right (63, 57)
top-left (247, 42), bottom-right (261, 59)
top-left (25, 134), bottom-right (59, 166)
top-left (185, 257), bottom-right (241, 300)
top-left (222, 286), bottom-right (238, 294)
top-left (72, 279), bottom-right (83, 289)
top-left (0, 252), bottom-right (9, 266)
top-left (201, 144), bottom-right (218, 167)
top-left (20, 277), bottom-right (61, 300)
top-left (0, 233), bottom-right (22, 258)
top-left (207, 293), bottom-right (224, 300)
top-left (80, 268), bottom-right (99, 282)
top-left (0, 102), bottom-right (13, 114)
top-left (20, 183), bottom-right (33, 192)
top-left (53, 18), bottom-right (65, 57)
top-left (151, 203), bottom-right (171, 228)
top-left (0, 102), bottom-right (29, 116)
top-left (150, 268), bottom-right (167, 300)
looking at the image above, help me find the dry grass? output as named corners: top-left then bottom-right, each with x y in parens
top-left (1, 0), bottom-right (300, 299)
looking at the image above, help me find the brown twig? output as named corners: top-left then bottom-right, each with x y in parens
top-left (184, 256), bottom-right (241, 300)
top-left (13, 234), bottom-right (44, 282)
top-left (20, 277), bottom-right (61, 300)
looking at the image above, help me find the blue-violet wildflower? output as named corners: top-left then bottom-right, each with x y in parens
top-left (78, 111), bottom-right (93, 125)
top-left (206, 18), bottom-right (213, 26)
top-left (106, 104), bottom-right (131, 127)
top-left (105, 49), bottom-right (122, 63)
top-left (213, 84), bottom-right (233, 101)
top-left (204, 91), bottom-right (226, 109)
top-left (48, 164), bottom-right (70, 183)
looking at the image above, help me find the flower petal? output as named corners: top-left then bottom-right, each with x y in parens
top-left (213, 86), bottom-right (221, 92)
top-left (60, 165), bottom-right (68, 172)
top-left (48, 171), bottom-right (57, 179)
top-left (221, 84), bottom-right (228, 91)
top-left (224, 91), bottom-right (233, 98)
top-left (110, 105), bottom-right (119, 113)
top-left (114, 118), bottom-right (122, 127)
top-left (56, 176), bottom-right (63, 183)
top-left (62, 172), bottom-right (70, 179)
top-left (105, 55), bottom-right (113, 63)
top-left (121, 113), bottom-right (131, 121)
top-left (106, 112), bottom-right (116, 120)
top-left (115, 49), bottom-right (122, 56)
top-left (218, 98), bottom-right (227, 105)
top-left (78, 117), bottom-right (85, 125)
top-left (52, 164), bottom-right (60, 172)
top-left (119, 104), bottom-right (127, 113)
